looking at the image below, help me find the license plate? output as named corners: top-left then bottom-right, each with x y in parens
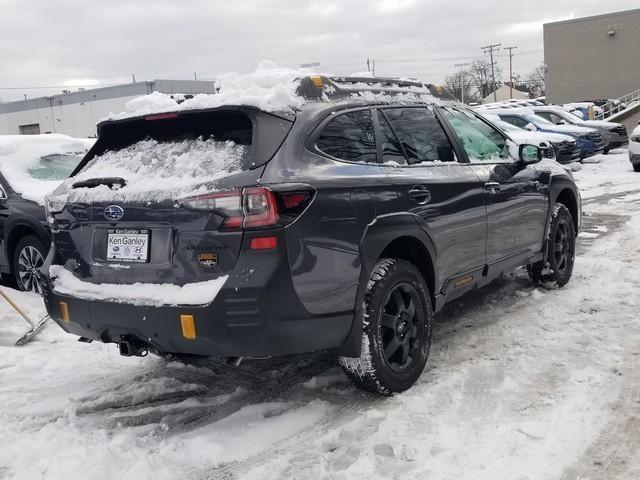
top-left (106, 229), bottom-right (149, 263)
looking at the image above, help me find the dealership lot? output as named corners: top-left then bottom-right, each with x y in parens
top-left (1, 150), bottom-right (638, 480)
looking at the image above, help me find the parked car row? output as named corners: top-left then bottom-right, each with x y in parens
top-left (476, 105), bottom-right (628, 162)
top-left (630, 124), bottom-right (640, 172)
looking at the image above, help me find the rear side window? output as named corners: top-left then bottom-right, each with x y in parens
top-left (382, 107), bottom-right (455, 164)
top-left (316, 110), bottom-right (377, 163)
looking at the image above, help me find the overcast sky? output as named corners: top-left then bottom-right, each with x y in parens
top-left (0, 0), bottom-right (637, 102)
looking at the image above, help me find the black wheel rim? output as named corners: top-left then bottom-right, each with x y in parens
top-left (17, 245), bottom-right (44, 294)
top-left (553, 219), bottom-right (573, 275)
top-left (380, 282), bottom-right (424, 373)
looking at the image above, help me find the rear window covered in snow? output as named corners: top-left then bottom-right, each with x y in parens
top-left (66, 109), bottom-right (291, 202)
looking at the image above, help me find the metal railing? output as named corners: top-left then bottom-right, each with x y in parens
top-left (595, 88), bottom-right (640, 120)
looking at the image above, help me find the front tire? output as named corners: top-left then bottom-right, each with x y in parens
top-left (633, 163), bottom-right (640, 173)
top-left (528, 204), bottom-right (576, 288)
top-left (13, 235), bottom-right (47, 294)
top-left (339, 258), bottom-right (433, 395)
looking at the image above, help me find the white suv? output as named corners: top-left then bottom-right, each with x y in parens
top-left (630, 124), bottom-right (640, 172)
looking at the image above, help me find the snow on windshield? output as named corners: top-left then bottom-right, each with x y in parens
top-left (65, 137), bottom-right (246, 203)
top-left (0, 134), bottom-right (94, 205)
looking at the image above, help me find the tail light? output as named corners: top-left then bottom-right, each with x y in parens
top-left (180, 186), bottom-right (313, 230)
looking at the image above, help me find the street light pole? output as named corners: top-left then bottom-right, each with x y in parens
top-left (454, 62), bottom-right (470, 103)
top-left (504, 46), bottom-right (517, 99)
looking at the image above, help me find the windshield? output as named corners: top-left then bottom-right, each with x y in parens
top-left (525, 113), bottom-right (555, 126)
top-left (495, 120), bottom-right (521, 132)
top-left (26, 153), bottom-right (83, 180)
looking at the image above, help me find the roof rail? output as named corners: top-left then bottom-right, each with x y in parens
top-left (296, 75), bottom-right (456, 102)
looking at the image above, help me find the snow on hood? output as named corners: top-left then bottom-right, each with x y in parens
top-left (0, 134), bottom-right (94, 205)
top-left (507, 130), bottom-right (573, 145)
top-left (582, 120), bottom-right (621, 129)
top-left (542, 124), bottom-right (595, 135)
top-left (57, 137), bottom-right (246, 204)
top-left (104, 61), bottom-right (310, 121)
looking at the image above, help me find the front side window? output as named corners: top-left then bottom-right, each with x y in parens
top-left (382, 107), bottom-right (455, 165)
top-left (443, 108), bottom-right (509, 162)
top-left (316, 110), bottom-right (376, 163)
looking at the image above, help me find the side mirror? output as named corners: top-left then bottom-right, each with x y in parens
top-left (558, 119), bottom-right (568, 125)
top-left (525, 123), bottom-right (537, 132)
top-left (519, 144), bottom-right (542, 165)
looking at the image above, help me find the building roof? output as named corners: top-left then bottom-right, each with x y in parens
top-left (544, 8), bottom-right (640, 27)
top-left (0, 80), bottom-right (216, 115)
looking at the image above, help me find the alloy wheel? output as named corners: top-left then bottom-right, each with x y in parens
top-left (17, 245), bottom-right (44, 294)
top-left (380, 282), bottom-right (424, 373)
top-left (553, 220), bottom-right (572, 275)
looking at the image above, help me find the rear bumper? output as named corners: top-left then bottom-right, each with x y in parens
top-left (42, 232), bottom-right (354, 358)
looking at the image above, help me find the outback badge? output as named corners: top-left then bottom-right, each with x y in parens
top-left (197, 253), bottom-right (218, 268)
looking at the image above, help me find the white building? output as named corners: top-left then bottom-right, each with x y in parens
top-left (482, 85), bottom-right (530, 104)
top-left (0, 80), bottom-right (216, 138)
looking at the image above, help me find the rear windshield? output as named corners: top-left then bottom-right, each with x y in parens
top-left (66, 109), bottom-right (291, 202)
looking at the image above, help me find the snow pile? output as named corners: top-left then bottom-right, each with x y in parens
top-left (0, 134), bottom-right (94, 205)
top-left (49, 265), bottom-right (228, 307)
top-left (105, 60), bottom-right (309, 121)
top-left (64, 137), bottom-right (245, 203)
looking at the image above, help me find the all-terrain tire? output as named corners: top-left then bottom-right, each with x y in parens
top-left (339, 258), bottom-right (433, 395)
top-left (527, 204), bottom-right (576, 288)
top-left (12, 235), bottom-right (47, 294)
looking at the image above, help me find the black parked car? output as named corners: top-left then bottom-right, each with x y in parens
top-left (42, 77), bottom-right (580, 394)
top-left (0, 136), bottom-right (90, 292)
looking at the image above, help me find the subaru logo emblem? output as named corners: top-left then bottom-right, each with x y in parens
top-left (104, 205), bottom-right (124, 221)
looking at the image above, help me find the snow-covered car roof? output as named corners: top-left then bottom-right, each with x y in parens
top-left (101, 61), bottom-right (450, 124)
top-left (0, 134), bottom-right (94, 205)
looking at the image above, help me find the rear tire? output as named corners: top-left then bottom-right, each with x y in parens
top-left (339, 258), bottom-right (433, 395)
top-left (528, 204), bottom-right (576, 288)
top-left (12, 235), bottom-right (47, 294)
top-left (633, 164), bottom-right (640, 173)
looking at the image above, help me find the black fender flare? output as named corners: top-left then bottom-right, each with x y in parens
top-left (338, 213), bottom-right (438, 357)
top-left (542, 176), bottom-right (581, 262)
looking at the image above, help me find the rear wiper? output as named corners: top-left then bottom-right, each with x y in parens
top-left (72, 177), bottom-right (126, 189)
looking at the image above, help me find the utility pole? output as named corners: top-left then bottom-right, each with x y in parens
top-left (132, 74), bottom-right (136, 83)
top-left (454, 62), bottom-right (470, 103)
top-left (481, 43), bottom-right (501, 102)
top-left (366, 58), bottom-right (376, 76)
top-left (194, 72), bottom-right (198, 81)
top-left (504, 46), bottom-right (517, 99)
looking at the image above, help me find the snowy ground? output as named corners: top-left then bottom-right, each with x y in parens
top-left (1, 150), bottom-right (639, 480)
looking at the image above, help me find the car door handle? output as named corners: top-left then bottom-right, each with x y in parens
top-left (484, 182), bottom-right (501, 193)
top-left (408, 185), bottom-right (431, 204)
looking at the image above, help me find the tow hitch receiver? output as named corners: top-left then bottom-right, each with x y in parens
top-left (118, 336), bottom-right (148, 357)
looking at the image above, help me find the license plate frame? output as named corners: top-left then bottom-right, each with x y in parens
top-left (106, 229), bottom-right (150, 263)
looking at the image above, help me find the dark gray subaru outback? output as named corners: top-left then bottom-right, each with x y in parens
top-left (42, 77), bottom-right (580, 394)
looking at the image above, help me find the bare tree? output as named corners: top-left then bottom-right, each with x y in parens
top-left (526, 63), bottom-right (546, 98)
top-left (444, 71), bottom-right (476, 104)
top-left (468, 59), bottom-right (502, 102)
